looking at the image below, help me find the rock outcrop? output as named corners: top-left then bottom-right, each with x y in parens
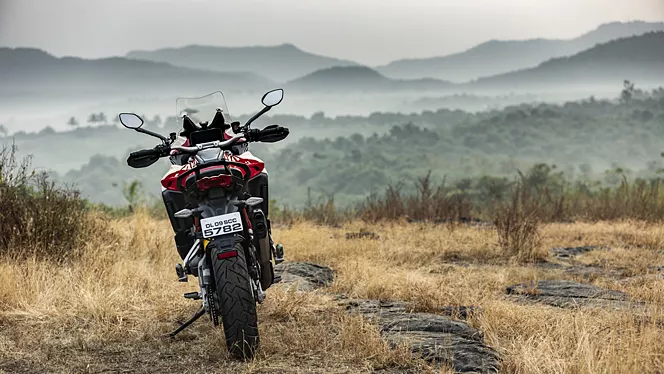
top-left (506, 279), bottom-right (642, 310)
top-left (274, 262), bottom-right (335, 291)
top-left (342, 299), bottom-right (500, 373)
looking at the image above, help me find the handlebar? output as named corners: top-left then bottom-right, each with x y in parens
top-left (128, 126), bottom-right (288, 165)
top-left (171, 133), bottom-right (247, 154)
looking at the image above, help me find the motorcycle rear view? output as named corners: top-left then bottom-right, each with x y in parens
top-left (118, 89), bottom-right (289, 359)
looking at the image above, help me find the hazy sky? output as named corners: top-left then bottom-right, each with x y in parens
top-left (1, 0), bottom-right (663, 65)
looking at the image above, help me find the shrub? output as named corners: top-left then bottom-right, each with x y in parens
top-left (360, 172), bottom-right (474, 223)
top-left (0, 143), bottom-right (90, 261)
top-left (302, 192), bottom-right (352, 227)
top-left (492, 182), bottom-right (545, 263)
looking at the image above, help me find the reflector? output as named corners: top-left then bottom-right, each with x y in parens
top-left (217, 250), bottom-right (238, 260)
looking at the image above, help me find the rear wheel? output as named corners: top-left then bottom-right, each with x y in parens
top-left (211, 243), bottom-right (259, 359)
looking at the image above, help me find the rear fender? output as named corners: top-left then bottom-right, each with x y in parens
top-left (206, 235), bottom-right (243, 258)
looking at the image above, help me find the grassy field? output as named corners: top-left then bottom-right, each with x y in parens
top-left (1, 211), bottom-right (664, 373)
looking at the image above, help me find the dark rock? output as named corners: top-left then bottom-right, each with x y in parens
top-left (342, 299), bottom-right (409, 314)
top-left (506, 280), bottom-right (642, 309)
top-left (551, 245), bottom-right (608, 259)
top-left (647, 265), bottom-right (664, 272)
top-left (563, 265), bottom-right (624, 280)
top-left (390, 331), bottom-right (500, 373)
top-left (381, 312), bottom-right (484, 342)
top-left (274, 262), bottom-right (334, 291)
top-left (536, 261), bottom-right (566, 270)
top-left (345, 230), bottom-right (380, 240)
top-left (438, 306), bottom-right (482, 320)
top-left (342, 299), bottom-right (500, 373)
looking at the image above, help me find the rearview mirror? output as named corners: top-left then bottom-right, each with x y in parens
top-left (118, 113), bottom-right (144, 129)
top-left (261, 89), bottom-right (284, 108)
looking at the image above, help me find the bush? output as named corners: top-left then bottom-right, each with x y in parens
top-left (492, 182), bottom-right (545, 263)
top-left (0, 144), bottom-right (90, 261)
top-left (360, 172), bottom-right (474, 223)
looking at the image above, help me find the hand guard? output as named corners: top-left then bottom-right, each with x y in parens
top-left (257, 125), bottom-right (289, 143)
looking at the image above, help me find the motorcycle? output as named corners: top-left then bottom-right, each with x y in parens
top-left (117, 89), bottom-right (289, 359)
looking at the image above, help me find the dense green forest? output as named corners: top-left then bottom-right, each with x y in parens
top-left (2, 88), bottom-right (663, 207)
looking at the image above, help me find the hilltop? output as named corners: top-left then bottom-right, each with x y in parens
top-left (470, 31), bottom-right (664, 89)
top-left (126, 43), bottom-right (358, 82)
top-left (286, 66), bottom-right (453, 92)
top-left (0, 47), bottom-right (273, 97)
top-left (378, 21), bottom-right (664, 82)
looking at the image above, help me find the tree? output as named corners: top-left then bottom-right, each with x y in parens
top-left (97, 112), bottom-right (107, 124)
top-left (152, 115), bottom-right (162, 127)
top-left (163, 116), bottom-right (179, 128)
top-left (122, 180), bottom-right (143, 212)
top-left (311, 111), bottom-right (326, 123)
top-left (620, 80), bottom-right (635, 104)
top-left (67, 117), bottom-right (79, 127)
top-left (87, 113), bottom-right (99, 123)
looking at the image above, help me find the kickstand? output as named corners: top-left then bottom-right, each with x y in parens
top-left (169, 306), bottom-right (206, 337)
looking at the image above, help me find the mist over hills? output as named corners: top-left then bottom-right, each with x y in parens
top-left (377, 21), bottom-right (664, 82)
top-left (285, 66), bottom-right (454, 92)
top-left (470, 32), bottom-right (664, 89)
top-left (0, 47), bottom-right (273, 98)
top-left (284, 31), bottom-right (664, 94)
top-left (126, 43), bottom-right (358, 83)
top-left (2, 19), bottom-right (662, 122)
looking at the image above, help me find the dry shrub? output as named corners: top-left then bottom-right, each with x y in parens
top-left (360, 172), bottom-right (473, 223)
top-left (273, 191), bottom-right (355, 227)
top-left (0, 144), bottom-right (90, 261)
top-left (574, 178), bottom-right (664, 222)
top-left (302, 194), bottom-right (351, 226)
top-left (493, 182), bottom-right (546, 262)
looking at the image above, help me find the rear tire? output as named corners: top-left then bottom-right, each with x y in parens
top-left (211, 243), bottom-right (259, 359)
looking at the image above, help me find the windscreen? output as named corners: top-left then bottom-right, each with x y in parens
top-left (175, 91), bottom-right (232, 131)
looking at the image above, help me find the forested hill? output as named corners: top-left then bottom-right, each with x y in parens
top-left (378, 21), bottom-right (664, 82)
top-left (0, 47), bottom-right (272, 97)
top-left (471, 32), bottom-right (664, 89)
top-left (10, 89), bottom-right (662, 206)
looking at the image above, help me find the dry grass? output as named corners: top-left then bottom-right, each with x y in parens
top-left (493, 183), bottom-right (547, 263)
top-left (0, 144), bottom-right (92, 260)
top-left (2, 211), bottom-right (664, 372)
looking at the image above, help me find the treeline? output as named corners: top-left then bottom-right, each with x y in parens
top-left (258, 91), bottom-right (664, 205)
top-left (4, 89), bottom-right (664, 207)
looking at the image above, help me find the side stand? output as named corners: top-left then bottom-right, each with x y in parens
top-left (169, 306), bottom-right (206, 337)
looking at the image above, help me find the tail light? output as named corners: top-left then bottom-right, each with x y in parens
top-left (196, 175), bottom-right (232, 191)
top-left (217, 250), bottom-right (238, 259)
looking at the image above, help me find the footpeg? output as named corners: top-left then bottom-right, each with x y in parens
top-left (274, 244), bottom-right (285, 264)
top-left (183, 292), bottom-right (201, 300)
top-left (175, 264), bottom-right (188, 282)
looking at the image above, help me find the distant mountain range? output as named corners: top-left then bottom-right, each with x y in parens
top-left (126, 43), bottom-right (358, 83)
top-left (377, 21), bottom-right (664, 82)
top-left (2, 22), bottom-right (663, 100)
top-left (286, 31), bottom-right (664, 92)
top-left (0, 48), bottom-right (273, 97)
top-left (469, 31), bottom-right (664, 89)
top-left (285, 66), bottom-right (453, 92)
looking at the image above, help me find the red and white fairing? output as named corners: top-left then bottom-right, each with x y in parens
top-left (161, 136), bottom-right (266, 192)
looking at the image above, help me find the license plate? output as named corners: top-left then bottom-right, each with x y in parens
top-left (200, 212), bottom-right (243, 238)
